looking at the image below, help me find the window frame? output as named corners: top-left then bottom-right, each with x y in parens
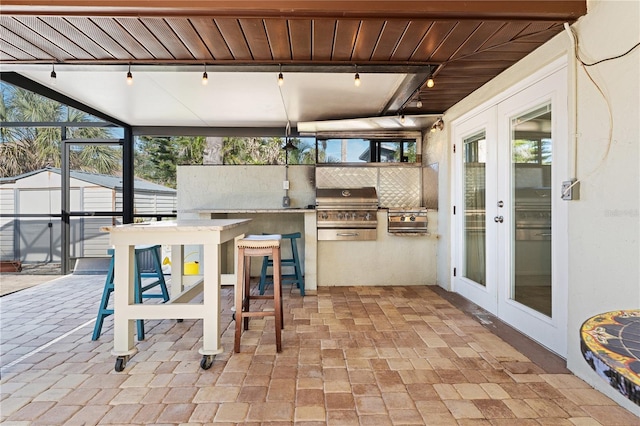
top-left (314, 131), bottom-right (422, 165)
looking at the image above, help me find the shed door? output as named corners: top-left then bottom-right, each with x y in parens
top-left (17, 188), bottom-right (80, 262)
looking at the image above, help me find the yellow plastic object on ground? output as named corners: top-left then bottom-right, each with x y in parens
top-left (162, 254), bottom-right (200, 275)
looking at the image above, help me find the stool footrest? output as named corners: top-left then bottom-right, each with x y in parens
top-left (245, 295), bottom-right (276, 301)
top-left (240, 311), bottom-right (276, 318)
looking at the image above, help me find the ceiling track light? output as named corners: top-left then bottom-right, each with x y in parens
top-left (430, 118), bottom-right (444, 132)
top-left (416, 98), bottom-right (423, 109)
top-left (400, 114), bottom-right (406, 124)
top-left (277, 64), bottom-right (284, 87)
top-left (354, 65), bottom-right (361, 87)
top-left (202, 64), bottom-right (208, 85)
top-left (126, 64), bottom-right (133, 85)
top-left (50, 64), bottom-right (57, 83)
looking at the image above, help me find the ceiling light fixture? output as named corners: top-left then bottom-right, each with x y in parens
top-left (427, 71), bottom-right (436, 89)
top-left (202, 64), bottom-right (208, 85)
top-left (354, 65), bottom-right (361, 87)
top-left (282, 120), bottom-right (296, 151)
top-left (277, 64), bottom-right (284, 86)
top-left (400, 114), bottom-right (406, 124)
top-left (126, 64), bottom-right (133, 85)
top-left (430, 118), bottom-right (444, 132)
top-left (50, 64), bottom-right (57, 83)
top-left (416, 98), bottom-right (423, 109)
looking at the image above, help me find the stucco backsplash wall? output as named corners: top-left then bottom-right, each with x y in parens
top-left (177, 165), bottom-right (316, 211)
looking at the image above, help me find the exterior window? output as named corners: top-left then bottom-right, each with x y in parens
top-left (316, 138), bottom-right (417, 163)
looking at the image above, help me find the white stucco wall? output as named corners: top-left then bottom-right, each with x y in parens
top-left (437, 0), bottom-right (639, 413)
top-left (177, 165), bottom-right (316, 212)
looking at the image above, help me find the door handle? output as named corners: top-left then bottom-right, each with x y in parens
top-left (494, 216), bottom-right (504, 223)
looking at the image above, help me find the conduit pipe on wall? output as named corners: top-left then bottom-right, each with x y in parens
top-left (564, 22), bottom-right (579, 183)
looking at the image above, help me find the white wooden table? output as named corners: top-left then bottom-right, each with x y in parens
top-left (103, 219), bottom-right (250, 371)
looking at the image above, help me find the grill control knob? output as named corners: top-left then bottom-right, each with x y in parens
top-left (320, 212), bottom-right (328, 220)
top-left (365, 212), bottom-right (371, 220)
top-left (351, 212), bottom-right (357, 220)
top-left (410, 215), bottom-right (416, 221)
top-left (337, 212), bottom-right (343, 220)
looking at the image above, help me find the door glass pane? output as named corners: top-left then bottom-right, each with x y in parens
top-left (511, 104), bottom-right (552, 316)
top-left (463, 131), bottom-right (487, 285)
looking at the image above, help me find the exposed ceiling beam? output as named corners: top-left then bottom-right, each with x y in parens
top-left (0, 0), bottom-right (587, 21)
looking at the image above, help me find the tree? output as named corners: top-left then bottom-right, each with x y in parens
top-left (285, 138), bottom-right (316, 164)
top-left (0, 84), bottom-right (119, 177)
top-left (135, 135), bottom-right (205, 188)
top-left (222, 136), bottom-right (284, 164)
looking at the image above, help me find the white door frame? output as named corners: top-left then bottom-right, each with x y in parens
top-left (451, 108), bottom-right (498, 315)
top-left (451, 57), bottom-right (569, 357)
top-left (496, 67), bottom-right (569, 357)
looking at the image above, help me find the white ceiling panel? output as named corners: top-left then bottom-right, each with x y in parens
top-left (5, 65), bottom-right (409, 129)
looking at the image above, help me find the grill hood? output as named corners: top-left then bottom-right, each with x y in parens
top-left (315, 187), bottom-right (378, 209)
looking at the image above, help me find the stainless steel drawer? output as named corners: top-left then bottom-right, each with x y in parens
top-left (317, 228), bottom-right (377, 241)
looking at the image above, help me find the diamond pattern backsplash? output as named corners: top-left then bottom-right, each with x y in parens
top-left (316, 167), bottom-right (377, 189)
top-left (316, 167), bottom-right (421, 208)
top-left (379, 168), bottom-right (421, 208)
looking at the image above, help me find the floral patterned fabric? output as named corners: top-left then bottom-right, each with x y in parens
top-left (581, 310), bottom-right (640, 405)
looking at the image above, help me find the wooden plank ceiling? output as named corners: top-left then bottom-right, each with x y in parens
top-left (0, 1), bottom-right (587, 115)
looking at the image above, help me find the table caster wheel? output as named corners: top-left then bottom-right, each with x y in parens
top-left (232, 312), bottom-right (236, 321)
top-left (115, 356), bottom-right (128, 372)
top-left (200, 354), bottom-right (215, 370)
top-left (177, 319), bottom-right (184, 323)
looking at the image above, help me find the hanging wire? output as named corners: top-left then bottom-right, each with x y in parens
top-left (578, 41), bottom-right (640, 67)
top-left (560, 25), bottom-right (638, 197)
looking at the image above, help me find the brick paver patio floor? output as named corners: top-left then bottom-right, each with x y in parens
top-left (1, 274), bottom-right (638, 424)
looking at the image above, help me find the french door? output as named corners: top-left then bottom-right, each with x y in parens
top-left (453, 65), bottom-right (568, 356)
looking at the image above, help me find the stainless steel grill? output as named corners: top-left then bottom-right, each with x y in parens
top-left (515, 188), bottom-right (551, 240)
top-left (387, 208), bottom-right (428, 234)
top-left (316, 187), bottom-right (378, 241)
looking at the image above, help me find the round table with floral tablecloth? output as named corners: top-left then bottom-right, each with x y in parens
top-left (580, 309), bottom-right (640, 405)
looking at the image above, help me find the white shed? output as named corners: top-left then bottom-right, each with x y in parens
top-left (0, 167), bottom-right (176, 263)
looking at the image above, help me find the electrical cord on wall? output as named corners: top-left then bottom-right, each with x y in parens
top-left (562, 23), bottom-right (640, 197)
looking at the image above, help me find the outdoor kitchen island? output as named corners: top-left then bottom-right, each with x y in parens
top-left (196, 208), bottom-right (438, 290)
top-left (179, 164), bottom-right (438, 291)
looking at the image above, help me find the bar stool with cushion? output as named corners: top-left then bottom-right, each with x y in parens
top-left (235, 235), bottom-right (283, 352)
top-left (259, 232), bottom-right (305, 296)
top-left (92, 244), bottom-right (170, 341)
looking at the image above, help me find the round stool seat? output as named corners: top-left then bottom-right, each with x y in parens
top-left (238, 234), bottom-right (281, 249)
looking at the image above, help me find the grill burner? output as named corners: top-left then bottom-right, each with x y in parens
top-left (387, 208), bottom-right (429, 234)
top-left (316, 187), bottom-right (378, 241)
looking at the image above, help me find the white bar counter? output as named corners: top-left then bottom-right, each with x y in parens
top-left (196, 209), bottom-right (317, 292)
top-left (102, 218), bottom-right (250, 370)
